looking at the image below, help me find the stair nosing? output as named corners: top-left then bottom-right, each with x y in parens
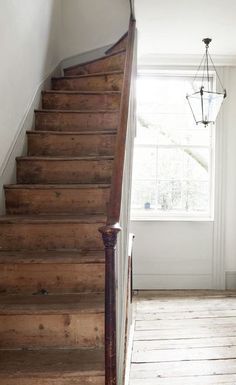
top-left (16, 155), bottom-right (114, 161)
top-left (4, 183), bottom-right (111, 189)
top-left (52, 70), bottom-right (124, 80)
top-left (0, 250), bottom-right (105, 264)
top-left (42, 90), bottom-right (121, 95)
top-left (0, 214), bottom-right (106, 224)
top-left (26, 129), bottom-right (117, 135)
top-left (35, 108), bottom-right (120, 113)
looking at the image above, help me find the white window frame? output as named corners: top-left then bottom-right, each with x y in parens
top-left (131, 69), bottom-right (216, 221)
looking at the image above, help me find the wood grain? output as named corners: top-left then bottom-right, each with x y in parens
top-left (35, 110), bottom-right (119, 132)
top-left (129, 291), bottom-right (236, 384)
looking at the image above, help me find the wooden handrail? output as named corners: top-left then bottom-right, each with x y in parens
top-left (99, 16), bottom-right (136, 385)
top-left (129, 0), bottom-right (135, 20)
top-left (107, 18), bottom-right (136, 225)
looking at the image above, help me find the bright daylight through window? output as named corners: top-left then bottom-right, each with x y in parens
top-left (131, 72), bottom-right (215, 220)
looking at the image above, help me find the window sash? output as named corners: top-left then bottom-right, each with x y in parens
top-left (131, 72), bottom-right (215, 220)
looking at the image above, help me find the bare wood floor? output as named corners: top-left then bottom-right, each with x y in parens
top-left (129, 290), bottom-right (236, 385)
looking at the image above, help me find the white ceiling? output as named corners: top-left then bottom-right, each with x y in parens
top-left (135, 0), bottom-right (236, 60)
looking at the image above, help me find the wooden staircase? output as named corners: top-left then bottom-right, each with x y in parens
top-left (0, 31), bottom-right (131, 385)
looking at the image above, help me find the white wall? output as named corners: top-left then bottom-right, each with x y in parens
top-left (131, 66), bottom-right (236, 290)
top-left (224, 67), bottom-right (236, 273)
top-left (132, 221), bottom-right (214, 289)
top-left (60, 0), bottom-right (130, 59)
top-left (0, 0), bottom-right (62, 176)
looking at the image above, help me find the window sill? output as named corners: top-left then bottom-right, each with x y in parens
top-left (131, 216), bottom-right (214, 222)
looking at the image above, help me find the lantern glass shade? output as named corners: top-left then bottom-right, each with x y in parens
top-left (186, 87), bottom-right (225, 126)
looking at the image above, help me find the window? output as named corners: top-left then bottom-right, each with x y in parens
top-left (131, 71), bottom-right (215, 220)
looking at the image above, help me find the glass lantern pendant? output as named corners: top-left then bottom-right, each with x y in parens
top-left (186, 38), bottom-right (227, 127)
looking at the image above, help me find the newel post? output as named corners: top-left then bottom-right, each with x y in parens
top-left (99, 223), bottom-right (121, 385)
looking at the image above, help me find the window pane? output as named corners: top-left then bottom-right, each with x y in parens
top-left (182, 181), bottom-right (209, 212)
top-left (131, 180), bottom-right (156, 210)
top-left (157, 180), bottom-right (182, 211)
top-left (132, 146), bottom-right (157, 180)
top-left (157, 148), bottom-right (183, 179)
top-left (183, 148), bottom-right (209, 180)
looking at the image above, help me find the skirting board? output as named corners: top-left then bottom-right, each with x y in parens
top-left (0, 64), bottom-right (61, 214)
top-left (61, 44), bottom-right (112, 72)
top-left (226, 272), bottom-right (236, 290)
top-left (133, 274), bottom-right (212, 290)
top-left (134, 273), bottom-right (236, 290)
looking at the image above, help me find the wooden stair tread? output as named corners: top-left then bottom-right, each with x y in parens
top-left (17, 155), bottom-right (114, 161)
top-left (0, 293), bottom-right (104, 314)
top-left (0, 250), bottom-right (105, 264)
top-left (53, 70), bottom-right (123, 80)
top-left (0, 214), bottom-right (106, 224)
top-left (27, 129), bottom-right (117, 135)
top-left (5, 183), bottom-right (111, 189)
top-left (0, 348), bottom-right (104, 377)
top-left (64, 48), bottom-right (126, 72)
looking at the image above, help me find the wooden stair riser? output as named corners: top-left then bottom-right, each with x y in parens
top-left (35, 110), bottom-right (119, 132)
top-left (27, 132), bottom-right (116, 157)
top-left (5, 186), bottom-right (110, 215)
top-left (1, 378), bottom-right (104, 385)
top-left (42, 92), bottom-right (120, 111)
top-left (0, 263), bottom-right (104, 294)
top-left (17, 158), bottom-right (113, 184)
top-left (0, 348), bottom-right (104, 384)
top-left (52, 73), bottom-right (123, 92)
top-left (0, 313), bottom-right (104, 349)
top-left (64, 51), bottom-right (126, 76)
top-left (0, 222), bottom-right (104, 250)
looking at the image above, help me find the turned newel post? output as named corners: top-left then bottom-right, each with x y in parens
top-left (99, 223), bottom-right (121, 385)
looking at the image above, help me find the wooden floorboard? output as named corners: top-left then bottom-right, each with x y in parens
top-left (129, 290), bottom-right (236, 385)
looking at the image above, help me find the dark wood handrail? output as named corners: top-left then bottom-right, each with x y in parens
top-left (129, 0), bottom-right (135, 20)
top-left (99, 16), bottom-right (136, 385)
top-left (107, 18), bottom-right (136, 225)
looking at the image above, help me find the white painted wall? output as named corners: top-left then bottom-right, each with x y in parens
top-left (224, 67), bottom-right (236, 273)
top-left (60, 0), bottom-right (130, 59)
top-left (131, 66), bottom-right (236, 290)
top-left (0, 0), bottom-right (62, 176)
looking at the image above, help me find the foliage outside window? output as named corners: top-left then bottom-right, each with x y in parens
top-left (131, 72), bottom-right (215, 220)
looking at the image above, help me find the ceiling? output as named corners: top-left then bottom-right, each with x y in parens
top-left (135, 0), bottom-right (236, 60)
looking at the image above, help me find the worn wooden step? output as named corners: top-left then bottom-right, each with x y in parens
top-left (17, 156), bottom-right (113, 184)
top-left (52, 71), bottom-right (123, 92)
top-left (0, 215), bottom-right (105, 250)
top-left (35, 109), bottom-right (119, 132)
top-left (0, 348), bottom-right (104, 385)
top-left (0, 250), bottom-right (105, 294)
top-left (0, 293), bottom-right (104, 349)
top-left (27, 130), bottom-right (116, 157)
top-left (64, 49), bottom-right (126, 76)
top-left (42, 90), bottom-right (121, 111)
top-left (5, 184), bottom-right (110, 215)
top-left (106, 32), bottom-right (128, 55)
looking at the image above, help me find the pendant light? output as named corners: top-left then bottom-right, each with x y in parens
top-left (186, 38), bottom-right (226, 127)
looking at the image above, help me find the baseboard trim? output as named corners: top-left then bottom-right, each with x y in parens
top-left (0, 63), bottom-right (61, 214)
top-left (61, 44), bottom-right (112, 72)
top-left (226, 272), bottom-right (236, 290)
top-left (133, 274), bottom-right (212, 290)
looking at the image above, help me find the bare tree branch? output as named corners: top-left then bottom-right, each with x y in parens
top-left (137, 115), bottom-right (208, 172)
